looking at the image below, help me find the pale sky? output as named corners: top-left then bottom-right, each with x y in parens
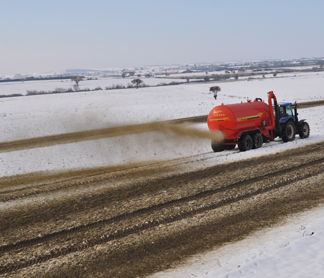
top-left (1, 0), bottom-right (323, 75)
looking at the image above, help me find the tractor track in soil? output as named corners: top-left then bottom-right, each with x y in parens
top-left (0, 142), bottom-right (278, 203)
top-left (1, 141), bottom-right (324, 277)
top-left (2, 154), bottom-right (323, 253)
top-left (0, 139), bottom-right (301, 203)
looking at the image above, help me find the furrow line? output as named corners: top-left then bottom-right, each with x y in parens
top-left (0, 157), bottom-right (323, 262)
top-left (0, 139), bottom-right (306, 202)
top-left (1, 161), bottom-right (322, 275)
top-left (0, 152), bottom-right (213, 201)
top-left (2, 156), bottom-right (323, 252)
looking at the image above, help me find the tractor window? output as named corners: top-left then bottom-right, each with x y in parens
top-left (286, 105), bottom-right (293, 117)
top-left (279, 106), bottom-right (285, 117)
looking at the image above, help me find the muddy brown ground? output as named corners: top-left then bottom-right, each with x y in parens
top-left (0, 140), bottom-right (324, 277)
top-left (1, 100), bottom-right (324, 277)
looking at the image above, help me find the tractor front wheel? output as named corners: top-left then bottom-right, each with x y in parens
top-left (281, 121), bottom-right (296, 142)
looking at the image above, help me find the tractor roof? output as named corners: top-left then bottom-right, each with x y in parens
top-left (278, 102), bottom-right (293, 107)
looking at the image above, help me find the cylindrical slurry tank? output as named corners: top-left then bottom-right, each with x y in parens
top-left (207, 100), bottom-right (272, 140)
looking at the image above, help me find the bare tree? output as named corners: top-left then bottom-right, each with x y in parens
top-left (71, 76), bottom-right (84, 86)
top-left (210, 86), bottom-right (221, 99)
top-left (131, 78), bottom-right (143, 89)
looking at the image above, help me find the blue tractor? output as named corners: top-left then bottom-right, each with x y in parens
top-left (273, 102), bottom-right (310, 142)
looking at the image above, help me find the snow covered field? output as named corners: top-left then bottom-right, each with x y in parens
top-left (1, 71), bottom-right (323, 177)
top-left (0, 76), bottom-right (186, 97)
top-left (1, 70), bottom-right (324, 277)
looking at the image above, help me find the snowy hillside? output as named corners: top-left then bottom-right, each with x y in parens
top-left (1, 71), bottom-right (323, 177)
top-left (1, 69), bottom-right (324, 278)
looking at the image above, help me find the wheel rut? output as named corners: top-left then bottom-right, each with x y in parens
top-left (1, 142), bottom-right (324, 277)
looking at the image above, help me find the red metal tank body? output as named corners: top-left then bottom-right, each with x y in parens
top-left (207, 100), bottom-right (272, 141)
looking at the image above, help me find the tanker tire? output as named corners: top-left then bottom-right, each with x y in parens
top-left (281, 121), bottom-right (295, 142)
top-left (211, 140), bottom-right (224, 152)
top-left (252, 133), bottom-right (263, 149)
top-left (299, 122), bottom-right (310, 139)
top-left (238, 135), bottom-right (253, 152)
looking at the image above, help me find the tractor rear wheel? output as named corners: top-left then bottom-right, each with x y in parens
top-left (252, 133), bottom-right (263, 149)
top-left (299, 122), bottom-right (310, 139)
top-left (238, 134), bottom-right (253, 152)
top-left (211, 140), bottom-right (224, 152)
top-left (281, 121), bottom-right (295, 142)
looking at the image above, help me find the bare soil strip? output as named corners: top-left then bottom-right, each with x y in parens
top-left (1, 142), bottom-right (324, 277)
top-left (0, 100), bottom-right (322, 153)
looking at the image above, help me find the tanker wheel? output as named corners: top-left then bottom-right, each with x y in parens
top-left (252, 133), bottom-right (263, 149)
top-left (211, 140), bottom-right (224, 152)
top-left (225, 145), bottom-right (236, 150)
top-left (281, 121), bottom-right (295, 142)
top-left (299, 122), bottom-right (310, 139)
top-left (238, 134), bottom-right (253, 152)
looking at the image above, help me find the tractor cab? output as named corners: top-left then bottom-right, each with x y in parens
top-left (273, 102), bottom-right (296, 124)
top-left (278, 103), bottom-right (294, 123)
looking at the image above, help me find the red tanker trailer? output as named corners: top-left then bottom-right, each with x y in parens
top-left (207, 91), bottom-right (310, 152)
